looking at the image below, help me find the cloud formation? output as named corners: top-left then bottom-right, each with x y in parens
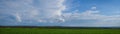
top-left (0, 0), bottom-right (120, 27)
top-left (62, 6), bottom-right (120, 27)
top-left (15, 13), bottom-right (22, 22)
top-left (0, 0), bottom-right (66, 23)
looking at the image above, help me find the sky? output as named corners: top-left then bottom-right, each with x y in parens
top-left (0, 0), bottom-right (120, 27)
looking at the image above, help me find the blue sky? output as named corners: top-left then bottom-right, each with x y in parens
top-left (0, 0), bottom-right (120, 27)
top-left (65, 0), bottom-right (120, 15)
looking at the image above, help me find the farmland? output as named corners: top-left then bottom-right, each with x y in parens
top-left (0, 27), bottom-right (120, 34)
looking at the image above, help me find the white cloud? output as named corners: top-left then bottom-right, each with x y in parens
top-left (38, 0), bottom-right (65, 18)
top-left (37, 19), bottom-right (47, 23)
top-left (62, 6), bottom-right (120, 27)
top-left (15, 13), bottom-right (22, 22)
top-left (91, 6), bottom-right (97, 10)
top-left (35, 0), bottom-right (66, 22)
top-left (0, 0), bottom-right (66, 23)
top-left (0, 0), bottom-right (120, 26)
top-left (63, 6), bottom-right (120, 20)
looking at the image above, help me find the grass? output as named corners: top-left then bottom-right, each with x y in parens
top-left (0, 28), bottom-right (120, 34)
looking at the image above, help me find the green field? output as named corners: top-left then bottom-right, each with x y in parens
top-left (0, 28), bottom-right (120, 34)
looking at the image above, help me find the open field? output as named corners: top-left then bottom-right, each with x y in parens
top-left (0, 27), bottom-right (120, 34)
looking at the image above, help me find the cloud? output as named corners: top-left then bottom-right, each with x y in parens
top-left (0, 0), bottom-right (120, 27)
top-left (0, 0), bottom-right (66, 23)
top-left (37, 0), bottom-right (65, 17)
top-left (37, 19), bottom-right (47, 23)
top-left (62, 6), bottom-right (120, 27)
top-left (91, 6), bottom-right (97, 10)
top-left (15, 13), bottom-right (22, 22)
